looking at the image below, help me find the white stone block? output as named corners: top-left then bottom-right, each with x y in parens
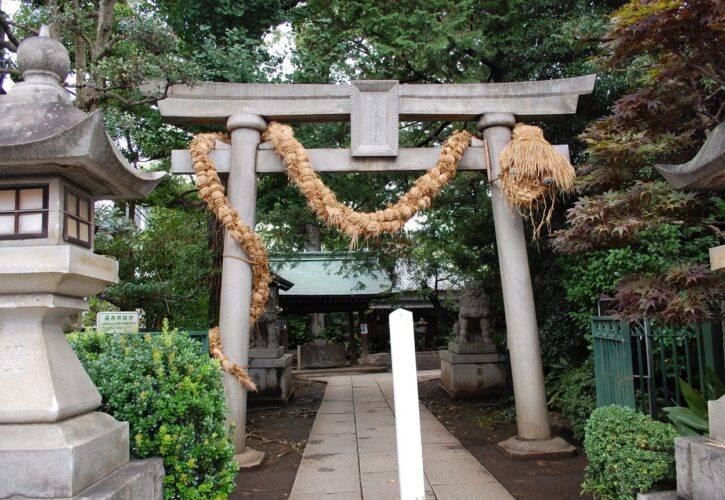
top-left (0, 412), bottom-right (129, 498)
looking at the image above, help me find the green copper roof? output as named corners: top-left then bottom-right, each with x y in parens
top-left (270, 252), bottom-right (392, 297)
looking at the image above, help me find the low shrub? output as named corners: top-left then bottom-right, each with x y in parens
top-left (68, 325), bottom-right (238, 499)
top-left (547, 356), bottom-right (597, 440)
top-left (582, 405), bottom-right (677, 499)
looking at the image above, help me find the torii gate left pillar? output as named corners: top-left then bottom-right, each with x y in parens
top-left (219, 114), bottom-right (267, 467)
top-left (158, 75), bottom-right (595, 461)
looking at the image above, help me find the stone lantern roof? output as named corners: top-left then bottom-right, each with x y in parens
top-left (656, 121), bottom-right (725, 191)
top-left (0, 26), bottom-right (164, 199)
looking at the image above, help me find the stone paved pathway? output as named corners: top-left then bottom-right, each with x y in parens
top-left (289, 373), bottom-right (514, 500)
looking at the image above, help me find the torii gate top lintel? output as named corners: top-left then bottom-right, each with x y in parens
top-left (163, 74), bottom-right (595, 171)
top-left (157, 74), bottom-right (595, 127)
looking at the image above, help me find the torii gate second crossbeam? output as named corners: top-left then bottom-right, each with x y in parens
top-left (160, 75), bottom-right (595, 465)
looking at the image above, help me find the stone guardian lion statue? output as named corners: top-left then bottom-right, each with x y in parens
top-left (454, 280), bottom-right (492, 345)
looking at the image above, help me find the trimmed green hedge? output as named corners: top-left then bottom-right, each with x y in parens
top-left (68, 326), bottom-right (238, 499)
top-left (552, 357), bottom-right (597, 441)
top-left (582, 405), bottom-right (677, 499)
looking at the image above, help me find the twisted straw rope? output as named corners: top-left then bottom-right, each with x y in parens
top-left (189, 133), bottom-right (272, 323)
top-left (189, 124), bottom-right (472, 388)
top-left (209, 327), bottom-right (257, 391)
top-left (262, 122), bottom-right (473, 247)
top-left (189, 133), bottom-right (268, 391)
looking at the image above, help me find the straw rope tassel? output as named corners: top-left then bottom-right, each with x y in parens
top-left (497, 124), bottom-right (576, 239)
top-left (209, 327), bottom-right (257, 391)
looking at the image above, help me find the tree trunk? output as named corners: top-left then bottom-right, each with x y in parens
top-left (71, 0), bottom-right (93, 109)
top-left (207, 212), bottom-right (224, 327)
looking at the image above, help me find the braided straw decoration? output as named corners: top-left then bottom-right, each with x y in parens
top-left (189, 133), bottom-right (272, 323)
top-left (209, 327), bottom-right (257, 391)
top-left (190, 124), bottom-right (471, 386)
top-left (189, 133), bottom-right (269, 391)
top-left (262, 122), bottom-right (473, 247)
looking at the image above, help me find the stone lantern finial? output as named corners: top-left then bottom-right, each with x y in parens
top-left (11, 24), bottom-right (71, 103)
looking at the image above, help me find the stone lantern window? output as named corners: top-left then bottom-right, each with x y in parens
top-left (63, 188), bottom-right (92, 247)
top-left (0, 184), bottom-right (49, 239)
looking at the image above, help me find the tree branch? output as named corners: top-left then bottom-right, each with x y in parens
top-left (1, 15), bottom-right (39, 46)
top-left (63, 20), bottom-right (95, 58)
top-left (101, 91), bottom-right (161, 107)
top-left (0, 12), bottom-right (19, 50)
top-left (94, 33), bottom-right (125, 61)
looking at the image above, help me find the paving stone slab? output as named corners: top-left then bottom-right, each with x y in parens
top-left (421, 430), bottom-right (461, 445)
top-left (356, 427), bottom-right (397, 439)
top-left (360, 470), bottom-right (401, 499)
top-left (304, 433), bottom-right (358, 454)
top-left (431, 482), bottom-right (514, 499)
top-left (290, 464), bottom-right (361, 495)
top-left (313, 413), bottom-right (356, 424)
top-left (317, 402), bottom-right (355, 414)
top-left (300, 451), bottom-right (359, 469)
top-left (327, 378), bottom-right (353, 387)
top-left (425, 458), bottom-right (498, 486)
top-left (290, 493), bottom-right (362, 500)
top-left (291, 373), bottom-right (513, 500)
top-left (355, 400), bottom-right (390, 409)
top-left (359, 452), bottom-right (398, 473)
top-left (357, 435), bottom-right (398, 452)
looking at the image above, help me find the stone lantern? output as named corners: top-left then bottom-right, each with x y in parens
top-left (0, 28), bottom-right (164, 498)
top-left (656, 121), bottom-right (725, 499)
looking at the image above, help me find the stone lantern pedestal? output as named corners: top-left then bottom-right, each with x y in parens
top-left (0, 27), bottom-right (165, 498)
top-left (439, 342), bottom-right (507, 398)
top-left (248, 276), bottom-right (295, 401)
top-left (0, 248), bottom-right (129, 497)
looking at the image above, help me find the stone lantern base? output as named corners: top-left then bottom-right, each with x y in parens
top-left (248, 348), bottom-right (295, 402)
top-left (0, 413), bottom-right (129, 498)
top-left (0, 247), bottom-right (164, 498)
top-left (673, 397), bottom-right (725, 499)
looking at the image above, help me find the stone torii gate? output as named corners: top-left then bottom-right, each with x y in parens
top-left (160, 75), bottom-right (595, 464)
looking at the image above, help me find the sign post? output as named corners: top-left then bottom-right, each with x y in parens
top-left (97, 311), bottom-right (140, 334)
top-left (389, 308), bottom-right (425, 500)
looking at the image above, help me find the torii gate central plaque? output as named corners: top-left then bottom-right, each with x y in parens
top-left (161, 74), bottom-right (595, 464)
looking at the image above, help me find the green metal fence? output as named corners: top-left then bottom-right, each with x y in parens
top-left (592, 316), bottom-right (724, 416)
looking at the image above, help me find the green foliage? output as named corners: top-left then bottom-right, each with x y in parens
top-left (552, 181), bottom-right (709, 254)
top-left (583, 405), bottom-right (678, 499)
top-left (562, 223), bottom-right (718, 330)
top-left (67, 325), bottom-right (238, 499)
top-left (664, 368), bottom-right (725, 436)
top-left (554, 0), bottom-right (724, 329)
top-left (547, 357), bottom-right (597, 440)
top-left (95, 185), bottom-right (214, 330)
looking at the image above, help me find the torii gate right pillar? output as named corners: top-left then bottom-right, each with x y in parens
top-left (479, 113), bottom-right (576, 459)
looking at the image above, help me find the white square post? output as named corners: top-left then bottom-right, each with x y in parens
top-left (389, 308), bottom-right (425, 500)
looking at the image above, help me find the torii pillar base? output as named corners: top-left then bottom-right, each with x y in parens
top-left (498, 436), bottom-right (577, 461)
top-left (234, 448), bottom-right (266, 469)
